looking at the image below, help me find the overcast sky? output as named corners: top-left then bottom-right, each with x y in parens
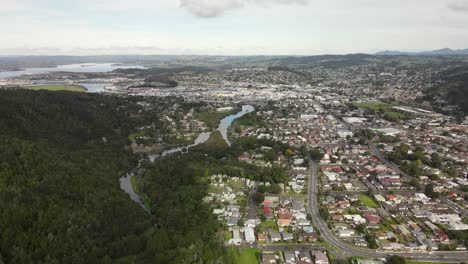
top-left (1, 0), bottom-right (468, 55)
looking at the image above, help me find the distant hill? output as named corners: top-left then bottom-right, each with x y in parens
top-left (424, 66), bottom-right (468, 116)
top-left (376, 48), bottom-right (468, 56)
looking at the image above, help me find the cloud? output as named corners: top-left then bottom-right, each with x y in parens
top-left (0, 46), bottom-right (163, 56)
top-left (447, 0), bottom-right (468, 12)
top-left (180, 0), bottom-right (243, 17)
top-left (180, 0), bottom-right (309, 17)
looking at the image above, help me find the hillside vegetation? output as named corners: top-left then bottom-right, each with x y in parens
top-left (0, 90), bottom-right (155, 263)
top-left (427, 66), bottom-right (468, 116)
top-left (0, 90), bottom-right (231, 263)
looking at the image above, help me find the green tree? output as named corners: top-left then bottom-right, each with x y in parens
top-left (252, 192), bottom-right (265, 205)
top-left (356, 224), bottom-right (367, 234)
top-left (399, 143), bottom-right (410, 154)
top-left (319, 208), bottom-right (329, 220)
top-left (310, 147), bottom-right (324, 161)
top-left (425, 183), bottom-right (438, 198)
top-left (268, 184), bottom-right (282, 194)
top-left (410, 178), bottom-right (421, 189)
top-left (366, 234), bottom-right (378, 249)
top-left (431, 153), bottom-right (442, 168)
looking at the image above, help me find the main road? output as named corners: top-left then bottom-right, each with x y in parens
top-left (307, 158), bottom-right (468, 262)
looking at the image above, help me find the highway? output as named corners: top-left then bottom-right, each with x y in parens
top-left (307, 158), bottom-right (468, 262)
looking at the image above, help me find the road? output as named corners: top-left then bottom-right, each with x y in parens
top-left (307, 158), bottom-right (468, 262)
top-left (368, 143), bottom-right (468, 218)
top-left (257, 244), bottom-right (327, 252)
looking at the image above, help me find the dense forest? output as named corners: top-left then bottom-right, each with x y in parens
top-left (0, 90), bottom-right (159, 263)
top-left (136, 153), bottom-right (225, 263)
top-left (0, 90), bottom-right (226, 263)
top-left (0, 89), bottom-right (298, 263)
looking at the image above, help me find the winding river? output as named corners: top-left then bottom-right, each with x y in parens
top-left (119, 105), bottom-right (254, 212)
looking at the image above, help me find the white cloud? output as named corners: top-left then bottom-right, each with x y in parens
top-left (448, 0), bottom-right (468, 12)
top-left (180, 0), bottom-right (243, 17)
top-left (180, 0), bottom-right (309, 17)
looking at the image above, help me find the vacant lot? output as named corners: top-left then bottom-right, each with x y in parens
top-left (25, 85), bottom-right (86, 92)
top-left (226, 248), bottom-right (259, 264)
top-left (358, 194), bottom-right (379, 208)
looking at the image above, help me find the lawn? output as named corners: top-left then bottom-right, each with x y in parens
top-left (229, 180), bottom-right (244, 192)
top-left (352, 101), bottom-right (410, 120)
top-left (343, 208), bottom-right (359, 214)
top-left (261, 220), bottom-right (277, 229)
top-left (352, 101), bottom-right (401, 111)
top-left (223, 231), bottom-right (233, 241)
top-left (128, 130), bottom-right (145, 140)
top-left (25, 85), bottom-right (86, 92)
top-left (384, 111), bottom-right (408, 120)
top-left (358, 194), bottom-right (380, 208)
top-left (257, 220), bottom-right (278, 232)
top-left (378, 223), bottom-right (393, 232)
top-left (226, 248), bottom-right (259, 264)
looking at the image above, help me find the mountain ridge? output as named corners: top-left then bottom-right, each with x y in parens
top-left (376, 48), bottom-right (468, 56)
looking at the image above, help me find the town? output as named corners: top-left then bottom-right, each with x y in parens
top-left (1, 55), bottom-right (467, 264)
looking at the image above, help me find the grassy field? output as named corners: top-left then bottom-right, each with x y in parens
top-left (226, 248), bottom-right (259, 264)
top-left (358, 194), bottom-right (380, 208)
top-left (353, 101), bottom-right (401, 110)
top-left (25, 85), bottom-right (86, 92)
top-left (260, 220), bottom-right (277, 229)
top-left (352, 101), bottom-right (410, 120)
top-left (194, 108), bottom-right (238, 129)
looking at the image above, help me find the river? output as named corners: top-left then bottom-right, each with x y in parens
top-left (119, 105), bottom-right (255, 212)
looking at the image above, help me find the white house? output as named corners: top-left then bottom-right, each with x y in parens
top-left (244, 227), bottom-right (255, 243)
top-left (336, 229), bottom-right (355, 237)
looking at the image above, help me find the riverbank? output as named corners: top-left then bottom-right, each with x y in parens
top-left (130, 174), bottom-right (151, 209)
top-left (121, 105), bottom-right (255, 209)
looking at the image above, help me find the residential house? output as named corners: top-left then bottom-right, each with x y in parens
top-left (313, 251), bottom-right (329, 264)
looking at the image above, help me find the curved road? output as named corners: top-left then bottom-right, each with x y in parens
top-left (307, 159), bottom-right (468, 262)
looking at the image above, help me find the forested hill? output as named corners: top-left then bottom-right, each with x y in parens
top-left (428, 66), bottom-right (468, 116)
top-left (0, 90), bottom-right (155, 263)
top-left (0, 90), bottom-right (141, 146)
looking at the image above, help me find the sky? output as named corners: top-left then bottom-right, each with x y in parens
top-left (1, 0), bottom-right (468, 55)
